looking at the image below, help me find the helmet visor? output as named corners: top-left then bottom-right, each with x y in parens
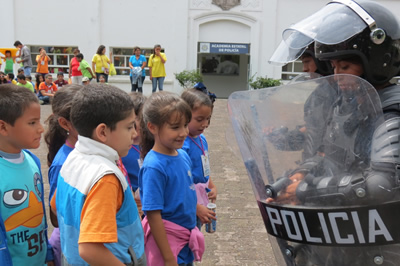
top-left (275, 2), bottom-right (368, 63)
top-left (269, 40), bottom-right (306, 66)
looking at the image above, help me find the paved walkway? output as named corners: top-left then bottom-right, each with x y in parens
top-left (33, 98), bottom-right (278, 266)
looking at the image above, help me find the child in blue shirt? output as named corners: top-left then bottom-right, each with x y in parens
top-left (139, 91), bottom-right (204, 265)
top-left (0, 83), bottom-right (53, 265)
top-left (122, 92), bottom-right (147, 192)
top-left (181, 89), bottom-right (217, 229)
top-left (45, 85), bottom-right (82, 266)
top-left (122, 92), bottom-right (147, 217)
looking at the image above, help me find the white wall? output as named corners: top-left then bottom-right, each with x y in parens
top-left (1, 0), bottom-right (400, 96)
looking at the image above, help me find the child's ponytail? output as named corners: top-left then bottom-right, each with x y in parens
top-left (140, 120), bottom-right (154, 159)
top-left (45, 113), bottom-right (67, 167)
top-left (45, 84), bottom-right (82, 166)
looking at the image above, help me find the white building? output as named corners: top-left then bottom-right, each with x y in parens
top-left (1, 0), bottom-right (399, 97)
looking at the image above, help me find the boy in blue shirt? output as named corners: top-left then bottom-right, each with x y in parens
top-left (0, 83), bottom-right (53, 265)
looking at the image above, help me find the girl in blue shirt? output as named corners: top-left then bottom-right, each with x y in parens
top-left (139, 91), bottom-right (202, 265)
top-left (181, 89), bottom-right (217, 229)
top-left (121, 92), bottom-right (147, 217)
top-left (44, 84), bottom-right (82, 266)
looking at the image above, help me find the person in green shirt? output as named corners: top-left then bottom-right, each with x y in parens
top-left (16, 74), bottom-right (34, 93)
top-left (76, 53), bottom-right (95, 81)
top-left (1, 50), bottom-right (16, 74)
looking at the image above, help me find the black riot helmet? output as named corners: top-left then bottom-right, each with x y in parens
top-left (301, 42), bottom-right (333, 76)
top-left (313, 0), bottom-right (400, 86)
top-left (269, 40), bottom-right (333, 76)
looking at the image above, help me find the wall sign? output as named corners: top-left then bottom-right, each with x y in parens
top-left (200, 42), bottom-right (249, 54)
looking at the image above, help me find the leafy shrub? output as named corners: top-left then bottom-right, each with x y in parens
top-left (174, 70), bottom-right (203, 89)
top-left (249, 75), bottom-right (282, 89)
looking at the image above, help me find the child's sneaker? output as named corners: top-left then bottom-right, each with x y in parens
top-left (39, 100), bottom-right (44, 105)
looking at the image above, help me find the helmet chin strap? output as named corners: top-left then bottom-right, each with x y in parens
top-left (330, 0), bottom-right (386, 44)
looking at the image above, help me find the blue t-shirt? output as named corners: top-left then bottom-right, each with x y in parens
top-left (0, 151), bottom-right (47, 265)
top-left (139, 149), bottom-right (197, 263)
top-left (129, 55), bottom-right (146, 77)
top-left (48, 144), bottom-right (73, 201)
top-left (182, 134), bottom-right (209, 184)
top-left (121, 145), bottom-right (141, 191)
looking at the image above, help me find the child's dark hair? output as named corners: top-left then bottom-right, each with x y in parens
top-left (17, 74), bottom-right (26, 80)
top-left (71, 83), bottom-right (134, 138)
top-left (129, 92), bottom-right (147, 117)
top-left (5, 50), bottom-right (11, 56)
top-left (0, 84), bottom-right (38, 126)
top-left (76, 53), bottom-right (84, 60)
top-left (130, 92), bottom-right (146, 133)
top-left (45, 84), bottom-right (82, 166)
top-left (181, 89), bottom-right (213, 111)
top-left (7, 73), bottom-right (14, 80)
top-left (57, 72), bottom-right (64, 77)
top-left (140, 91), bottom-right (191, 159)
top-left (35, 73), bottom-right (43, 84)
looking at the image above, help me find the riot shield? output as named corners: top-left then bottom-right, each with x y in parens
top-left (228, 75), bottom-right (400, 265)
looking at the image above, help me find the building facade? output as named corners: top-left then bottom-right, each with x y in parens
top-left (1, 0), bottom-right (399, 97)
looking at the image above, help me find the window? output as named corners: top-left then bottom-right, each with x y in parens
top-left (110, 47), bottom-right (164, 76)
top-left (30, 45), bottom-right (78, 74)
top-left (281, 60), bottom-right (303, 81)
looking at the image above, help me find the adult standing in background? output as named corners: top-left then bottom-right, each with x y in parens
top-left (148, 44), bottom-right (166, 92)
top-left (36, 47), bottom-right (52, 78)
top-left (92, 45), bottom-right (110, 82)
top-left (69, 48), bottom-right (83, 84)
top-left (129, 46), bottom-right (146, 93)
top-left (13, 40), bottom-right (33, 76)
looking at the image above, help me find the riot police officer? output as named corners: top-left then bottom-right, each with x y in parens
top-left (262, 1), bottom-right (400, 265)
top-left (272, 0), bottom-right (400, 205)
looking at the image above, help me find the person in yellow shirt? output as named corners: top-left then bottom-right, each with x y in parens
top-left (148, 44), bottom-right (167, 93)
top-left (92, 45), bottom-right (111, 83)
